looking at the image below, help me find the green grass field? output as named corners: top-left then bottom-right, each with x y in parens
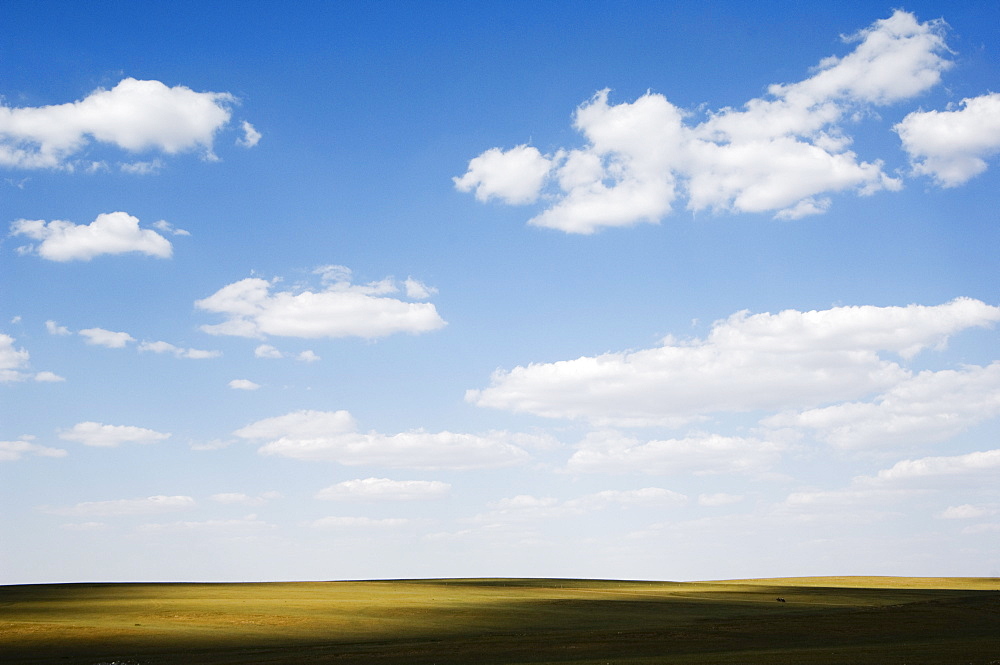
top-left (1, 577), bottom-right (997, 664)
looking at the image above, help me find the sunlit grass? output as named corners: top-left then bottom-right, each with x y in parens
top-left (1, 577), bottom-right (997, 664)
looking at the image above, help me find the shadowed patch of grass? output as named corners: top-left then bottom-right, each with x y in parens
top-left (1, 577), bottom-right (997, 664)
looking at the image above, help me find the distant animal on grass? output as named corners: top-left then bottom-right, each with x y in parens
top-left (776, 597), bottom-right (786, 602)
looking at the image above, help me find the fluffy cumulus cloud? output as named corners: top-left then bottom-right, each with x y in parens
top-left (58, 422), bottom-right (171, 447)
top-left (11, 212), bottom-right (173, 261)
top-left (469, 298), bottom-right (1000, 427)
top-left (0, 436), bottom-right (67, 461)
top-left (896, 93), bottom-right (1000, 186)
top-left (455, 11), bottom-right (963, 233)
top-left (316, 477), bottom-right (451, 501)
top-left (453, 144), bottom-right (553, 204)
top-left (196, 266), bottom-right (446, 339)
top-left (0, 78), bottom-right (253, 170)
top-left (234, 409), bottom-right (537, 469)
top-left (764, 362), bottom-right (1000, 449)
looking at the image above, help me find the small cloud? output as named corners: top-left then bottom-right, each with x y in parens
top-left (404, 278), bottom-right (438, 300)
top-left (698, 493), bottom-right (745, 506)
top-left (209, 491), bottom-right (280, 505)
top-left (316, 478), bottom-right (451, 501)
top-left (45, 320), bottom-right (72, 336)
top-left (228, 379), bottom-right (261, 391)
top-left (190, 438), bottom-right (235, 451)
top-left (297, 350), bottom-right (320, 363)
top-left (10, 212), bottom-right (173, 261)
top-left (938, 504), bottom-right (996, 520)
top-left (0, 436), bottom-right (68, 461)
top-left (120, 159), bottom-right (163, 175)
top-left (196, 270), bottom-right (445, 340)
top-left (152, 220), bottom-right (191, 236)
top-left (59, 422), bottom-right (170, 447)
top-left (0, 78), bottom-right (242, 170)
top-left (60, 522), bottom-right (109, 531)
top-left (79, 328), bottom-right (135, 348)
top-left (138, 340), bottom-right (220, 359)
top-left (255, 344), bottom-right (284, 359)
top-left (139, 514), bottom-right (273, 533)
top-left (33, 371), bottom-right (65, 382)
top-left (237, 121), bottom-right (262, 148)
top-left (45, 495), bottom-right (195, 517)
top-left (311, 516), bottom-right (411, 529)
top-left (0, 333), bottom-right (31, 382)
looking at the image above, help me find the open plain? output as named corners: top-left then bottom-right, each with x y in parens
top-left (1, 576), bottom-right (998, 664)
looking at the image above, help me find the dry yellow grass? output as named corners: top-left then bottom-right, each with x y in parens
top-left (1, 577), bottom-right (997, 664)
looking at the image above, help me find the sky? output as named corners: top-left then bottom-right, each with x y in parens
top-left (1, 0), bottom-right (998, 584)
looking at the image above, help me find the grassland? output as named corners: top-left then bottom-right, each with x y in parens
top-left (1, 576), bottom-right (997, 664)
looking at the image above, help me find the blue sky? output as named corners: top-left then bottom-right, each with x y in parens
top-left (2, 1), bottom-right (999, 583)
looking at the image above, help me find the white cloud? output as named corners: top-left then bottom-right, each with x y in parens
top-left (404, 278), bottom-right (437, 300)
top-left (453, 144), bottom-right (553, 204)
top-left (79, 327), bottom-right (135, 348)
top-left (45, 320), bottom-right (71, 335)
top-left (938, 504), bottom-right (996, 520)
top-left (235, 409), bottom-right (535, 469)
top-left (311, 516), bottom-right (411, 529)
top-left (139, 514), bottom-right (273, 533)
top-left (47, 495), bottom-right (195, 517)
top-left (896, 93), bottom-right (1000, 186)
top-left (138, 340), bottom-right (221, 359)
top-left (152, 219), bottom-right (190, 236)
top-left (11, 212), bottom-right (172, 261)
top-left (456, 10), bottom-right (951, 233)
top-left (0, 333), bottom-right (61, 383)
top-left (469, 298), bottom-right (999, 426)
top-left (297, 350), bottom-right (320, 363)
top-left (237, 121), bottom-right (262, 148)
top-left (567, 431), bottom-right (785, 475)
top-left (228, 379), bottom-right (261, 391)
top-left (60, 522), bottom-right (108, 531)
top-left (209, 492), bottom-right (280, 505)
top-left (0, 333), bottom-right (31, 382)
top-left (59, 422), bottom-right (171, 447)
top-left (119, 159), bottom-right (163, 175)
top-left (254, 344), bottom-right (284, 359)
top-left (0, 437), bottom-right (67, 461)
top-left (774, 486), bottom-right (919, 524)
top-left (859, 449), bottom-right (1000, 487)
top-left (0, 78), bottom-right (240, 170)
top-left (196, 271), bottom-right (446, 339)
top-left (33, 371), bottom-right (65, 382)
top-left (569, 487), bottom-right (688, 510)
top-left (473, 487), bottom-right (687, 524)
top-left (316, 478), bottom-right (451, 501)
top-left (763, 363), bottom-right (1000, 449)
top-left (698, 493), bottom-right (744, 506)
